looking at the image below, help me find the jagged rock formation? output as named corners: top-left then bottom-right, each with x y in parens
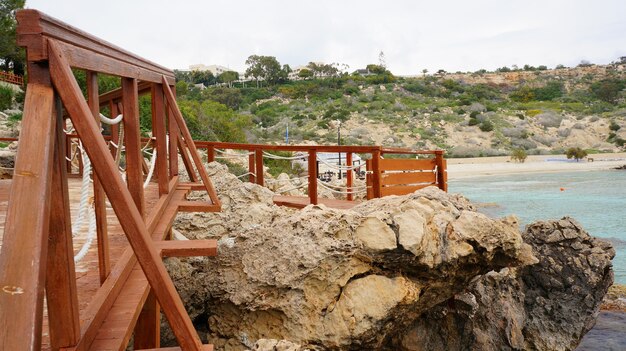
top-left (397, 218), bottom-right (615, 351)
top-left (165, 163), bottom-right (613, 350)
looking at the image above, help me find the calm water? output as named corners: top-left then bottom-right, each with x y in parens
top-left (450, 170), bottom-right (626, 284)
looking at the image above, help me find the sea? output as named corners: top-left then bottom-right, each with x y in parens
top-left (449, 169), bottom-right (626, 284)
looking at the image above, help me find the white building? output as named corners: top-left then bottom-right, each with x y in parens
top-left (187, 64), bottom-right (236, 77)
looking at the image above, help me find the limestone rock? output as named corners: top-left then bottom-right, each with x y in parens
top-left (355, 217), bottom-right (397, 251)
top-left (165, 164), bottom-right (535, 349)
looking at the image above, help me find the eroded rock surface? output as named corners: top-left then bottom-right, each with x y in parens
top-left (166, 162), bottom-right (536, 349)
top-left (398, 217), bottom-right (615, 351)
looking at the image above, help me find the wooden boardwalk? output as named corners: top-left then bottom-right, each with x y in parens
top-left (0, 178), bottom-right (215, 350)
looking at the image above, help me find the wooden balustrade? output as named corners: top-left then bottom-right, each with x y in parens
top-left (0, 70), bottom-right (24, 85)
top-left (193, 141), bottom-right (447, 207)
top-left (0, 9), bottom-right (219, 351)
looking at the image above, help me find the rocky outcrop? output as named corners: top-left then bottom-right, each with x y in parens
top-left (397, 217), bottom-right (615, 351)
top-left (165, 163), bottom-right (613, 350)
top-left (167, 163), bottom-right (535, 349)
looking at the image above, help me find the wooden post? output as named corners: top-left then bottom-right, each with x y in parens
top-left (207, 145), bottom-right (215, 163)
top-left (346, 152), bottom-right (353, 201)
top-left (151, 84), bottom-right (169, 195)
top-left (248, 151), bottom-right (255, 183)
top-left (0, 66), bottom-right (56, 351)
top-left (365, 159), bottom-right (373, 200)
top-left (255, 148), bottom-right (264, 186)
top-left (87, 70), bottom-right (110, 283)
top-left (134, 290), bottom-right (160, 349)
top-left (372, 149), bottom-right (382, 198)
top-left (435, 151), bottom-right (447, 192)
top-left (122, 77), bottom-right (145, 217)
top-left (46, 94), bottom-right (81, 349)
top-left (167, 100), bottom-right (179, 177)
top-left (308, 149), bottom-right (318, 205)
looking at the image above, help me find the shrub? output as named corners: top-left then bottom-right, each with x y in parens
top-left (533, 81), bottom-right (563, 101)
top-left (0, 86), bottom-right (14, 111)
top-left (565, 147), bottom-right (588, 161)
top-left (536, 112), bottom-right (563, 128)
top-left (609, 121), bottom-right (621, 131)
top-left (510, 148), bottom-right (528, 163)
top-left (468, 117), bottom-right (480, 126)
top-left (479, 120), bottom-right (494, 132)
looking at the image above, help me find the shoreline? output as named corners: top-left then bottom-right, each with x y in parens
top-left (447, 153), bottom-right (626, 179)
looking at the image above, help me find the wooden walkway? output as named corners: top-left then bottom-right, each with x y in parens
top-left (0, 178), bottom-right (215, 350)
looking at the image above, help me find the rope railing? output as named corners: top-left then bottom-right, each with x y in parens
top-left (316, 156), bottom-right (363, 171)
top-left (262, 151), bottom-right (308, 160)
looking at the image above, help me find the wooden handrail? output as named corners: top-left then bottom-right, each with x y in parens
top-left (16, 10), bottom-right (175, 84)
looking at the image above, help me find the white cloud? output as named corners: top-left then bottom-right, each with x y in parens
top-left (25, 0), bottom-right (626, 75)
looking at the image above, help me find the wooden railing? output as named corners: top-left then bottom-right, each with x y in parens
top-left (0, 70), bottom-right (24, 85)
top-left (194, 141), bottom-right (447, 205)
top-left (0, 9), bottom-right (219, 351)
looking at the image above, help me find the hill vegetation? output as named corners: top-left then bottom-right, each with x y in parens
top-left (173, 57), bottom-right (626, 157)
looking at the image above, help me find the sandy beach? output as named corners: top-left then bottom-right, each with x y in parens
top-left (447, 153), bottom-right (626, 179)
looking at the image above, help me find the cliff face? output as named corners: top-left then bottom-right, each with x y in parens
top-left (165, 163), bottom-right (614, 350)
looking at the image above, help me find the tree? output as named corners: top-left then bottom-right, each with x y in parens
top-left (378, 51), bottom-right (386, 69)
top-left (421, 69), bottom-right (428, 76)
top-left (590, 78), bottom-right (626, 104)
top-left (218, 70), bottom-right (239, 88)
top-left (245, 55), bottom-right (282, 86)
top-left (566, 147), bottom-right (587, 162)
top-left (510, 148), bottom-right (528, 163)
top-left (190, 69), bottom-right (215, 86)
top-left (179, 99), bottom-right (252, 142)
top-left (298, 68), bottom-right (313, 80)
top-left (306, 62), bottom-right (338, 78)
top-left (0, 0), bottom-right (25, 75)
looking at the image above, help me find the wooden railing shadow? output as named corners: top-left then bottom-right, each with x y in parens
top-left (0, 9), bottom-right (219, 351)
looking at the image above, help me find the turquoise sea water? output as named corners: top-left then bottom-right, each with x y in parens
top-left (449, 170), bottom-right (626, 284)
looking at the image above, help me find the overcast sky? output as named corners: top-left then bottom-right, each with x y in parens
top-left (25, 0), bottom-right (626, 76)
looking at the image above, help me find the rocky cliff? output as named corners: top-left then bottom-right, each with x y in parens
top-left (165, 163), bottom-right (614, 350)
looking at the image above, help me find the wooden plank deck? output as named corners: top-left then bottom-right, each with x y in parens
top-left (273, 195), bottom-right (359, 210)
top-left (0, 178), bottom-right (162, 350)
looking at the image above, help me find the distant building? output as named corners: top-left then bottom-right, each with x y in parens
top-left (187, 64), bottom-right (236, 77)
top-left (288, 65), bottom-right (310, 80)
top-left (353, 68), bottom-right (374, 77)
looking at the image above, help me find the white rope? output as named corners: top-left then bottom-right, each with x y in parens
top-left (143, 149), bottom-right (157, 188)
top-left (74, 204), bottom-right (97, 263)
top-left (319, 181), bottom-right (368, 190)
top-left (262, 151), bottom-right (307, 160)
top-left (316, 157), bottom-right (363, 171)
top-left (99, 113), bottom-right (123, 125)
top-left (317, 179), bottom-right (368, 194)
top-left (72, 142), bottom-right (92, 236)
top-left (214, 155), bottom-right (248, 160)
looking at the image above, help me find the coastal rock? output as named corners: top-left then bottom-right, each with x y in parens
top-left (397, 217), bottom-right (615, 351)
top-left (164, 162), bottom-right (534, 349)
